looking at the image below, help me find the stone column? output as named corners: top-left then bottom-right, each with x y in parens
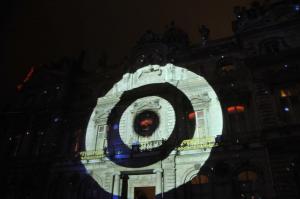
top-left (113, 172), bottom-right (121, 198)
top-left (154, 168), bottom-right (163, 199)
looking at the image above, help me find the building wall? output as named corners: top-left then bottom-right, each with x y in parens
top-left (2, 1), bottom-right (300, 199)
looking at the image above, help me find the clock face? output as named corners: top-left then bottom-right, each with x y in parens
top-left (83, 63), bottom-right (223, 196)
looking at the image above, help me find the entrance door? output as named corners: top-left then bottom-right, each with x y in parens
top-left (134, 186), bottom-right (155, 199)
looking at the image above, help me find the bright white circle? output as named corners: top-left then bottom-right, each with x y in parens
top-left (83, 64), bottom-right (223, 197)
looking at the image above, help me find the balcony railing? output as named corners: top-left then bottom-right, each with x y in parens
top-left (80, 136), bottom-right (216, 161)
top-left (177, 136), bottom-right (216, 151)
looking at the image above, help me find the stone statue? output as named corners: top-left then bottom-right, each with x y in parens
top-left (198, 25), bottom-right (210, 45)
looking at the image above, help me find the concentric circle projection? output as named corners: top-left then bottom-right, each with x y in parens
top-left (106, 82), bottom-right (195, 167)
top-left (83, 64), bottom-right (223, 197)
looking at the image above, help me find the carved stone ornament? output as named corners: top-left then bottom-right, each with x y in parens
top-left (137, 65), bottom-right (162, 79)
top-left (131, 99), bottom-right (161, 114)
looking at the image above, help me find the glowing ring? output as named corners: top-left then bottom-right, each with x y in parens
top-left (83, 64), bottom-right (223, 197)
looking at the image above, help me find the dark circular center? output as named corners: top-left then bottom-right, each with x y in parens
top-left (134, 110), bottom-right (159, 137)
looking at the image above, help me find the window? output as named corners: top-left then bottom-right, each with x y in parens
top-left (227, 105), bottom-right (246, 133)
top-left (217, 57), bottom-right (236, 77)
top-left (196, 110), bottom-right (206, 137)
top-left (7, 135), bottom-right (22, 157)
top-left (264, 40), bottom-right (280, 53)
top-left (191, 174), bottom-right (209, 185)
top-left (188, 173), bottom-right (211, 199)
top-left (278, 86), bottom-right (300, 124)
top-left (237, 170), bottom-right (261, 199)
top-left (238, 171), bottom-right (258, 182)
top-left (74, 129), bottom-right (83, 153)
top-left (95, 125), bottom-right (106, 150)
top-left (221, 64), bottom-right (236, 72)
top-left (227, 105), bottom-right (245, 114)
top-left (34, 131), bottom-right (45, 156)
top-left (280, 89), bottom-right (292, 98)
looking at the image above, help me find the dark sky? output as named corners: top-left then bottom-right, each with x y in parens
top-left (1, 0), bottom-right (262, 108)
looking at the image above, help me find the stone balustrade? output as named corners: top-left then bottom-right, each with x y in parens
top-left (80, 136), bottom-right (217, 160)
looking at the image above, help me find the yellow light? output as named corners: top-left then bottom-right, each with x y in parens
top-left (280, 89), bottom-right (291, 98)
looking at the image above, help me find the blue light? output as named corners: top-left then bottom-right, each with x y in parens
top-left (294, 4), bottom-right (300, 12)
top-left (112, 195), bottom-right (119, 199)
top-left (284, 107), bottom-right (290, 112)
top-left (113, 123), bottom-right (119, 130)
top-left (114, 154), bottom-right (129, 159)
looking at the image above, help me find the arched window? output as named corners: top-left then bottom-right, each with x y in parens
top-left (216, 57), bottom-right (237, 78)
top-left (278, 85), bottom-right (300, 124)
top-left (226, 104), bottom-right (247, 133)
top-left (259, 37), bottom-right (288, 55)
top-left (236, 170), bottom-right (262, 199)
top-left (238, 170), bottom-right (258, 182)
top-left (227, 105), bottom-right (245, 114)
top-left (191, 174), bottom-right (209, 185)
top-left (187, 173), bottom-right (211, 199)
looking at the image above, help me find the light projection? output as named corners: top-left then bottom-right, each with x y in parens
top-left (82, 64), bottom-right (223, 198)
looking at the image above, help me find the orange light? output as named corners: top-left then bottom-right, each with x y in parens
top-left (280, 89), bottom-right (291, 98)
top-left (236, 105), bottom-right (245, 112)
top-left (16, 66), bottom-right (35, 91)
top-left (140, 119), bottom-right (153, 127)
top-left (191, 174), bottom-right (209, 184)
top-left (227, 105), bottom-right (245, 113)
top-left (188, 112), bottom-right (196, 120)
top-left (16, 84), bottom-right (23, 91)
top-left (221, 64), bottom-right (235, 72)
top-left (227, 106), bottom-right (235, 113)
top-left (23, 66), bottom-right (34, 83)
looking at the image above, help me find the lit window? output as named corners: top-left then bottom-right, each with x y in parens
top-left (278, 86), bottom-right (300, 123)
top-left (221, 64), bottom-right (235, 72)
top-left (238, 171), bottom-right (257, 182)
top-left (227, 105), bottom-right (247, 133)
top-left (191, 174), bottom-right (209, 185)
top-left (227, 105), bottom-right (245, 114)
top-left (280, 89), bottom-right (292, 98)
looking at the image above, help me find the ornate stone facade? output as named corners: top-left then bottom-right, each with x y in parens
top-left (82, 64), bottom-right (222, 198)
top-left (2, 1), bottom-right (300, 199)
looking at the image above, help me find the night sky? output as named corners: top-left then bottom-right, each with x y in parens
top-left (1, 0), bottom-right (263, 108)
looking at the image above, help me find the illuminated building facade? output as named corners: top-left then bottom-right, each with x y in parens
top-left (82, 64), bottom-right (223, 198)
top-left (2, 1), bottom-right (300, 199)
